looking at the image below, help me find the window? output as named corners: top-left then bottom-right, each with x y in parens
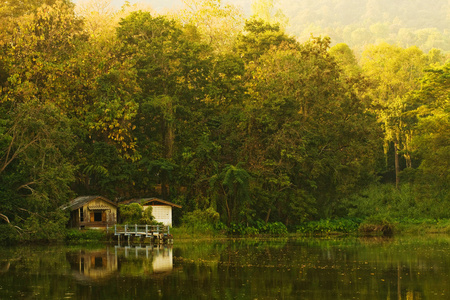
top-left (80, 208), bottom-right (84, 222)
top-left (94, 211), bottom-right (102, 222)
top-left (94, 257), bottom-right (103, 268)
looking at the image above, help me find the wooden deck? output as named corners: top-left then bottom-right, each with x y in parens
top-left (114, 225), bottom-right (172, 243)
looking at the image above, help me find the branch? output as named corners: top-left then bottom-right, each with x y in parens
top-left (0, 213), bottom-right (10, 223)
top-left (1, 135), bottom-right (39, 174)
top-left (0, 213), bottom-right (23, 234)
top-left (16, 182), bottom-right (36, 192)
top-left (318, 143), bottom-right (329, 156)
top-left (17, 207), bottom-right (48, 220)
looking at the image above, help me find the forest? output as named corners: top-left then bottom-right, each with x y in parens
top-left (0, 0), bottom-right (449, 241)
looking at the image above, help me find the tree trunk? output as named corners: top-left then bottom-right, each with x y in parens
top-left (166, 124), bottom-right (174, 159)
top-left (225, 197), bottom-right (231, 226)
top-left (265, 208), bottom-right (271, 223)
top-left (394, 142), bottom-right (400, 189)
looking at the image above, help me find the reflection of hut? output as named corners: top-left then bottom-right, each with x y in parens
top-left (67, 249), bottom-right (118, 283)
top-left (116, 245), bottom-right (174, 276)
top-left (62, 196), bottom-right (117, 228)
top-left (152, 246), bottom-right (173, 273)
top-left (121, 198), bottom-right (181, 226)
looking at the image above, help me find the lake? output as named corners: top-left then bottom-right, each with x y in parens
top-left (0, 236), bottom-right (449, 299)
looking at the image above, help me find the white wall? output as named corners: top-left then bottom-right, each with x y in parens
top-left (144, 205), bottom-right (172, 226)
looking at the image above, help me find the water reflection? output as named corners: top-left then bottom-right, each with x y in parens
top-left (0, 236), bottom-right (448, 299)
top-left (66, 244), bottom-right (174, 284)
top-left (116, 244), bottom-right (174, 274)
top-left (67, 248), bottom-right (118, 283)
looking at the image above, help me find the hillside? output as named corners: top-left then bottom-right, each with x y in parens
top-left (277, 0), bottom-right (449, 52)
top-left (94, 0), bottom-right (450, 52)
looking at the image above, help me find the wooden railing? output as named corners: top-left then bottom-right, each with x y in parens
top-left (114, 224), bottom-right (170, 237)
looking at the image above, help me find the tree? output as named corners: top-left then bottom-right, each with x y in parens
top-left (407, 63), bottom-right (450, 217)
top-left (177, 0), bottom-right (244, 53)
top-left (329, 43), bottom-right (362, 78)
top-left (251, 0), bottom-right (288, 29)
top-left (3, 1), bottom-right (86, 105)
top-left (210, 163), bottom-right (251, 226)
top-left (116, 11), bottom-right (214, 200)
top-left (241, 36), bottom-right (380, 221)
top-left (0, 0), bottom-right (82, 236)
top-left (234, 18), bottom-right (297, 63)
top-left (0, 101), bottom-right (75, 236)
top-left (118, 203), bottom-right (142, 224)
top-left (361, 43), bottom-right (429, 187)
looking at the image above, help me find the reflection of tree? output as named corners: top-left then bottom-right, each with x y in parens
top-left (0, 261), bottom-right (10, 273)
top-left (172, 237), bottom-right (448, 299)
top-left (0, 238), bottom-right (448, 298)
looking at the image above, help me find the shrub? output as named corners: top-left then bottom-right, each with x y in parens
top-left (119, 203), bottom-right (143, 224)
top-left (181, 207), bottom-right (221, 232)
top-left (266, 222), bottom-right (288, 235)
top-left (358, 215), bottom-right (395, 236)
top-left (244, 226), bottom-right (259, 235)
top-left (65, 228), bottom-right (107, 242)
top-left (227, 222), bottom-right (247, 235)
top-left (346, 183), bottom-right (419, 219)
top-left (227, 221), bottom-right (288, 236)
top-left (139, 206), bottom-right (157, 225)
top-left (21, 210), bottom-right (69, 242)
top-left (297, 218), bottom-right (361, 234)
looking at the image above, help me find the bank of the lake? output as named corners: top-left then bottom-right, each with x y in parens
top-left (171, 217), bottom-right (450, 240)
top-left (2, 217), bottom-right (450, 246)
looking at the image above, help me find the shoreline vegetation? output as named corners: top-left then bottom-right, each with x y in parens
top-left (173, 218), bottom-right (450, 239)
top-left (3, 217), bottom-right (450, 245)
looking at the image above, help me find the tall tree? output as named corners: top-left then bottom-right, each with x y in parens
top-left (0, 1), bottom-right (82, 234)
top-left (407, 63), bottom-right (450, 217)
top-left (329, 43), bottom-right (362, 78)
top-left (116, 11), bottom-right (211, 198)
top-left (251, 0), bottom-right (288, 29)
top-left (234, 18), bottom-right (297, 62)
top-left (177, 0), bottom-right (244, 53)
top-left (242, 36), bottom-right (379, 221)
top-left (361, 43), bottom-right (429, 187)
top-left (210, 163), bottom-right (251, 225)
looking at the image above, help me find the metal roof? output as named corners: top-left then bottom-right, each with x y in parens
top-left (61, 196), bottom-right (117, 211)
top-left (120, 197), bottom-right (182, 208)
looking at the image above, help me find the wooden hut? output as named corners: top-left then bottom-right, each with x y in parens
top-left (63, 196), bottom-right (117, 228)
top-left (121, 198), bottom-right (181, 226)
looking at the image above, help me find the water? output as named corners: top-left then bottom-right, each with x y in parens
top-left (0, 236), bottom-right (449, 299)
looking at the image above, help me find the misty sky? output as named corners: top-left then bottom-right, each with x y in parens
top-left (73, 0), bottom-right (253, 14)
top-left (74, 0), bottom-right (187, 12)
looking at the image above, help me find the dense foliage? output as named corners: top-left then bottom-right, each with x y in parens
top-left (0, 0), bottom-right (448, 241)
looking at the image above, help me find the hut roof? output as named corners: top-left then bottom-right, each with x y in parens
top-left (61, 196), bottom-right (117, 211)
top-left (121, 197), bottom-right (182, 208)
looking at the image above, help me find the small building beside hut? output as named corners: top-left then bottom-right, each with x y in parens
top-left (121, 198), bottom-right (181, 227)
top-left (62, 196), bottom-right (117, 228)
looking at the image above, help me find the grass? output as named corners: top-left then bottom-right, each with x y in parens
top-left (170, 226), bottom-right (226, 240)
top-left (295, 217), bottom-right (450, 237)
top-left (395, 218), bottom-right (450, 234)
top-left (65, 228), bottom-right (110, 243)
